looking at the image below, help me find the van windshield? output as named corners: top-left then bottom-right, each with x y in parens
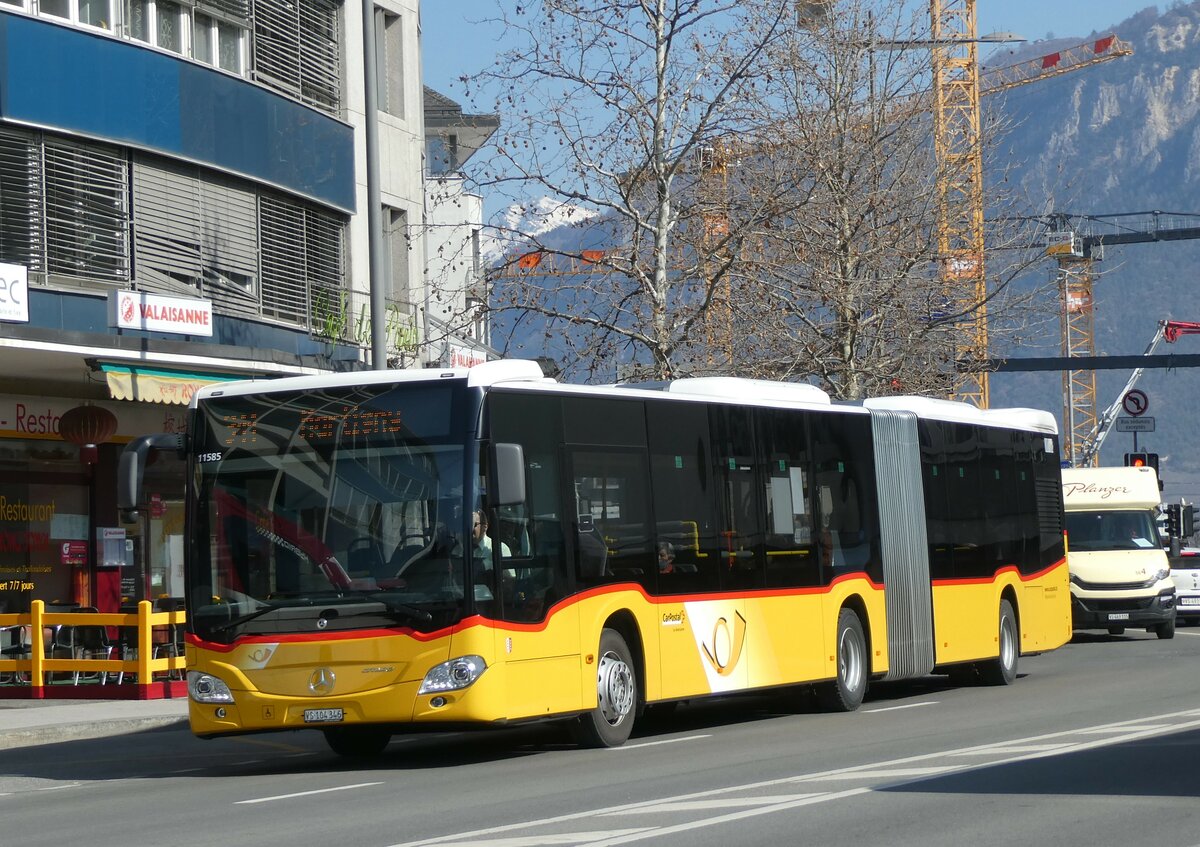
top-left (1066, 510), bottom-right (1160, 552)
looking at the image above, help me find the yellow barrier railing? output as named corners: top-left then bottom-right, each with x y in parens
top-left (0, 600), bottom-right (186, 694)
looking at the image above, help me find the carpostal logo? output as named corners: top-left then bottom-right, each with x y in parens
top-left (662, 610), bottom-right (686, 627)
top-left (1062, 481), bottom-right (1132, 500)
top-left (700, 611), bottom-right (747, 677)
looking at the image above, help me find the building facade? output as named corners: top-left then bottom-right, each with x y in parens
top-left (0, 0), bottom-right (448, 614)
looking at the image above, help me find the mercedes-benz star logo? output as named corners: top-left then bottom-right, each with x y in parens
top-left (309, 667), bottom-right (336, 695)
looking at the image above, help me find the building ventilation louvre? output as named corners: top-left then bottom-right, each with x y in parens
top-left (44, 138), bottom-right (129, 282)
top-left (0, 127), bottom-right (44, 272)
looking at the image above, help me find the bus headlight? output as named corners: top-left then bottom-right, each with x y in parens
top-left (419, 655), bottom-right (487, 694)
top-left (1154, 568), bottom-right (1171, 583)
top-left (188, 671), bottom-right (234, 703)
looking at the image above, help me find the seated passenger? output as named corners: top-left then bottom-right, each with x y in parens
top-left (657, 541), bottom-right (676, 574)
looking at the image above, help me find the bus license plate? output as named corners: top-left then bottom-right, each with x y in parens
top-left (1107, 613), bottom-right (1130, 621)
top-left (304, 708), bottom-right (344, 724)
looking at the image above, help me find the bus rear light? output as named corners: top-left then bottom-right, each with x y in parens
top-left (419, 655), bottom-right (487, 694)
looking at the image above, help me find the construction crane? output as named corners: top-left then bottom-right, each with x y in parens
top-left (1042, 211), bottom-right (1200, 465)
top-left (1077, 319), bottom-right (1200, 467)
top-left (930, 0), bottom-right (1132, 408)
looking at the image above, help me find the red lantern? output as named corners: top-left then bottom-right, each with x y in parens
top-left (59, 405), bottom-right (118, 465)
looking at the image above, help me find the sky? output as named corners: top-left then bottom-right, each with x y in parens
top-left (421, 2), bottom-right (1161, 101)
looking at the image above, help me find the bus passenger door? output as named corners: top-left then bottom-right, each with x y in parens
top-left (567, 447), bottom-right (659, 699)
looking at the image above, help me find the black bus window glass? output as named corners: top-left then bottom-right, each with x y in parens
top-left (758, 408), bottom-right (819, 588)
top-left (646, 400), bottom-right (720, 594)
top-left (711, 404), bottom-right (763, 590)
top-left (564, 395), bottom-right (647, 447)
top-left (810, 413), bottom-right (880, 582)
top-left (570, 448), bottom-right (652, 590)
top-left (919, 419), bottom-right (954, 581)
top-left (944, 423), bottom-right (983, 578)
top-left (487, 391), bottom-right (568, 623)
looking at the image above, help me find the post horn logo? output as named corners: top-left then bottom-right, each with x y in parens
top-left (701, 611), bottom-right (747, 677)
top-left (308, 667), bottom-right (336, 695)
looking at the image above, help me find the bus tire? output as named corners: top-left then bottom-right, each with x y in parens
top-left (1107, 626), bottom-right (1125, 635)
top-left (817, 609), bottom-right (868, 712)
top-left (572, 628), bottom-right (637, 748)
top-left (323, 726), bottom-right (392, 758)
top-left (980, 599), bottom-right (1018, 686)
top-left (1155, 617), bottom-right (1176, 640)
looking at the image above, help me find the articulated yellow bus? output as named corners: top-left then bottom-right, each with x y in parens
top-left (119, 359), bottom-right (1070, 756)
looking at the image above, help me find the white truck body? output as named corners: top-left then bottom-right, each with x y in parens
top-left (1061, 466), bottom-right (1176, 638)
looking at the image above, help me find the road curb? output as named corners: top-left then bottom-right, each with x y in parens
top-left (0, 717), bottom-right (189, 750)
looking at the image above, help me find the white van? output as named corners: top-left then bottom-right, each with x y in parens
top-left (1061, 466), bottom-right (1176, 639)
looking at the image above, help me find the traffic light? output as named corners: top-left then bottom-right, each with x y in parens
top-left (1167, 503), bottom-right (1181, 538)
top-left (1165, 503), bottom-right (1196, 539)
top-left (1124, 452), bottom-right (1159, 473)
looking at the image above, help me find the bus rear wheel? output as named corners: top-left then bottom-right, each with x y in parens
top-left (979, 599), bottom-right (1018, 685)
top-left (817, 609), bottom-right (867, 712)
top-left (323, 726), bottom-right (392, 759)
top-left (572, 628), bottom-right (637, 748)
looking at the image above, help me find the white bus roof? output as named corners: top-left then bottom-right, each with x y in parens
top-left (864, 396), bottom-right (1059, 434)
top-left (191, 359), bottom-right (548, 406)
top-left (191, 360), bottom-right (1056, 435)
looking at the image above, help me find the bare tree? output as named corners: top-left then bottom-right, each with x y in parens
top-left (469, 0), bottom-right (1052, 391)
top-left (728, 0), bottom-right (1052, 400)
top-left (467, 0), bottom-right (804, 381)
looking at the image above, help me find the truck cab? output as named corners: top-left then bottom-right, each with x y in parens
top-left (1061, 466), bottom-right (1176, 639)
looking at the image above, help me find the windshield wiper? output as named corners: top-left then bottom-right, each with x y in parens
top-left (377, 598), bottom-right (433, 624)
top-left (207, 602), bottom-right (280, 634)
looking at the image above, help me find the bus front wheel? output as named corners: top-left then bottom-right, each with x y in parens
top-left (979, 599), bottom-right (1018, 686)
top-left (572, 628), bottom-right (637, 748)
top-left (323, 726), bottom-right (392, 758)
top-left (817, 609), bottom-right (867, 712)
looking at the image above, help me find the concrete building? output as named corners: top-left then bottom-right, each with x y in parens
top-left (0, 0), bottom-right (483, 615)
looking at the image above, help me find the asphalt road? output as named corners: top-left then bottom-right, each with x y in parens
top-left (3, 626), bottom-right (1199, 847)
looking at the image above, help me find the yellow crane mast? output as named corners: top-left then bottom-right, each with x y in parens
top-left (930, 0), bottom-right (988, 407)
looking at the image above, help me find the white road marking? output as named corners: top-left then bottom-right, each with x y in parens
top-left (35, 783), bottom-right (81, 791)
top-left (949, 743), bottom-right (1074, 755)
top-left (236, 781), bottom-right (383, 805)
top-left (603, 795), bottom-right (825, 814)
top-left (385, 707), bottom-right (1200, 847)
top-left (429, 832), bottom-right (653, 847)
top-left (1076, 725), bottom-right (1169, 734)
top-left (864, 701), bottom-right (938, 713)
top-left (610, 735), bottom-right (710, 750)
top-left (817, 767), bottom-right (956, 780)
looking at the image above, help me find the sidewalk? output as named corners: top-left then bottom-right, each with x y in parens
top-left (0, 697), bottom-right (189, 750)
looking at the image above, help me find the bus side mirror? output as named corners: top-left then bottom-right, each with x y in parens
top-left (118, 433), bottom-right (185, 522)
top-left (489, 443), bottom-right (526, 507)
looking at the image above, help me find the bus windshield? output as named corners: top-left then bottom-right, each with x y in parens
top-left (1065, 510), bottom-right (1161, 552)
top-left (188, 381), bottom-right (474, 642)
